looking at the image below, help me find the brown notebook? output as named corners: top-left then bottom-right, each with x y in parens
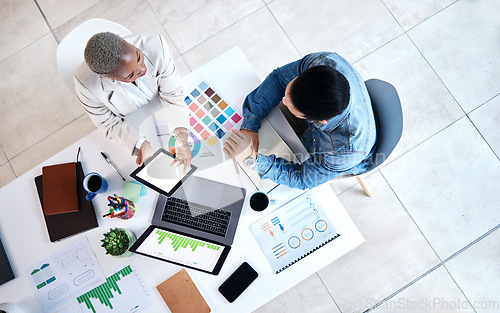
top-left (156, 269), bottom-right (211, 313)
top-left (42, 162), bottom-right (79, 215)
top-left (35, 161), bottom-right (98, 242)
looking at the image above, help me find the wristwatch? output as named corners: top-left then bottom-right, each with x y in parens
top-left (243, 155), bottom-right (257, 169)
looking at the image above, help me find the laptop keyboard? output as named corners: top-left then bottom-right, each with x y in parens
top-left (161, 197), bottom-right (231, 236)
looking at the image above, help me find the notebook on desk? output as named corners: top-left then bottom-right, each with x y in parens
top-left (34, 160), bottom-right (98, 242)
top-left (130, 149), bottom-right (246, 275)
top-left (0, 236), bottom-right (15, 285)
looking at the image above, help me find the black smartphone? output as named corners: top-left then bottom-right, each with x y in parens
top-left (218, 262), bottom-right (258, 303)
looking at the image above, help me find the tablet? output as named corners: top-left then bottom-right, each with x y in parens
top-left (130, 149), bottom-right (197, 197)
top-left (130, 225), bottom-right (230, 275)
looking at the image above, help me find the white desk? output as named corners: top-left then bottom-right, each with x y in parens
top-left (0, 47), bottom-right (364, 313)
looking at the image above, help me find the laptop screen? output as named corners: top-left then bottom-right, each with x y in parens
top-left (134, 227), bottom-right (225, 273)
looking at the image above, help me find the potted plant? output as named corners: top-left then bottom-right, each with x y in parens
top-left (101, 228), bottom-right (136, 257)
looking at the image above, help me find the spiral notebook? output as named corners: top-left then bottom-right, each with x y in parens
top-left (250, 192), bottom-right (340, 274)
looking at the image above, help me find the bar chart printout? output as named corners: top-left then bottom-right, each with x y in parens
top-left (76, 262), bottom-right (153, 313)
top-left (136, 228), bottom-right (224, 272)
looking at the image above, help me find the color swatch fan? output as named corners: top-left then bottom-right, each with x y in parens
top-left (167, 80), bottom-right (243, 170)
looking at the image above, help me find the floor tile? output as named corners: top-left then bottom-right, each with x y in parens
top-left (0, 162), bottom-right (16, 189)
top-left (10, 114), bottom-right (95, 177)
top-left (175, 56), bottom-right (191, 78)
top-left (354, 35), bottom-right (464, 163)
top-left (318, 171), bottom-right (440, 313)
top-left (0, 147), bottom-right (7, 165)
top-left (53, 0), bottom-right (180, 58)
top-left (468, 94), bottom-right (500, 158)
top-left (0, 34), bottom-right (85, 159)
top-left (268, 0), bottom-right (403, 61)
top-left (0, 0), bottom-right (50, 62)
top-left (37, 0), bottom-right (100, 29)
top-left (182, 7), bottom-right (300, 80)
top-left (381, 117), bottom-right (500, 260)
top-left (445, 228), bottom-right (500, 313)
top-left (408, 0), bottom-right (500, 112)
top-left (148, 0), bottom-right (264, 53)
top-left (253, 274), bottom-right (340, 313)
top-left (370, 267), bottom-right (474, 313)
top-left (382, 0), bottom-right (456, 30)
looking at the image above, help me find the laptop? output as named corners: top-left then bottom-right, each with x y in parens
top-left (129, 149), bottom-right (246, 275)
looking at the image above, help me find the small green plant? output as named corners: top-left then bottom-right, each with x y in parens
top-left (101, 228), bottom-right (132, 256)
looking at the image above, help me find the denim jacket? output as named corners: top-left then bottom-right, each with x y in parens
top-left (241, 52), bottom-right (376, 190)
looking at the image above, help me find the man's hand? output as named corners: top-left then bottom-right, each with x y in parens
top-left (136, 141), bottom-right (154, 166)
top-left (241, 129), bottom-right (259, 154)
top-left (171, 132), bottom-right (192, 173)
top-left (223, 130), bottom-right (255, 163)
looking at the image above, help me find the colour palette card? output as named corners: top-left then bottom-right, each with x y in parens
top-left (153, 79), bottom-right (243, 171)
top-left (185, 80), bottom-right (242, 146)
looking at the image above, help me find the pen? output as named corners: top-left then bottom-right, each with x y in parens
top-left (101, 152), bottom-right (126, 181)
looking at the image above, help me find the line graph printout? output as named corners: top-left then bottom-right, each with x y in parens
top-left (135, 228), bottom-right (224, 272)
top-left (26, 237), bottom-right (106, 313)
top-left (75, 262), bottom-right (153, 313)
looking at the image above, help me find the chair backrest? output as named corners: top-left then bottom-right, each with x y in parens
top-left (364, 79), bottom-right (403, 173)
top-left (56, 18), bottom-right (132, 95)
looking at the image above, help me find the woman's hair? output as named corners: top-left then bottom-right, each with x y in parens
top-left (84, 32), bottom-right (122, 75)
top-left (289, 66), bottom-right (350, 120)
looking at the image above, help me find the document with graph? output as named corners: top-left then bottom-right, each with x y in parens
top-left (26, 237), bottom-right (106, 313)
top-left (75, 261), bottom-right (153, 313)
top-left (250, 192), bottom-right (341, 274)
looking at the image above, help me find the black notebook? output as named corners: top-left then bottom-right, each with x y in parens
top-left (0, 236), bottom-right (15, 285)
top-left (34, 159), bottom-right (98, 242)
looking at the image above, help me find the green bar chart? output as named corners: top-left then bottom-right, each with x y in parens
top-left (155, 229), bottom-right (220, 252)
top-left (76, 263), bottom-right (153, 313)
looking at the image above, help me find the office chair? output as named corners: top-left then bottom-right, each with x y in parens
top-left (56, 18), bottom-right (132, 95)
top-left (355, 79), bottom-right (403, 197)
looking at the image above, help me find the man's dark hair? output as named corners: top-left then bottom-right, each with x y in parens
top-left (289, 66), bottom-right (350, 121)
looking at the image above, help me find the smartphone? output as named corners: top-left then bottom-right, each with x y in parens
top-left (218, 262), bottom-right (258, 303)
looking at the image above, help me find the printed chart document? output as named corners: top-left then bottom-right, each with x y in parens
top-left (75, 262), bottom-right (153, 313)
top-left (26, 237), bottom-right (105, 313)
top-left (250, 192), bottom-right (340, 273)
top-left (239, 118), bottom-right (300, 193)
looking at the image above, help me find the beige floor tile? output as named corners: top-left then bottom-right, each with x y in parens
top-left (10, 114), bottom-right (95, 177)
top-left (268, 0), bottom-right (403, 61)
top-left (0, 147), bottom-right (7, 165)
top-left (318, 171), bottom-right (440, 313)
top-left (148, 0), bottom-right (264, 53)
top-left (53, 0), bottom-right (180, 58)
top-left (175, 56), bottom-right (191, 78)
top-left (445, 228), bottom-right (500, 313)
top-left (0, 0), bottom-right (50, 62)
top-left (382, 0), bottom-right (456, 30)
top-left (370, 267), bottom-right (474, 313)
top-left (408, 0), bottom-right (500, 112)
top-left (468, 95), bottom-right (500, 158)
top-left (0, 34), bottom-right (84, 159)
top-left (37, 0), bottom-right (100, 29)
top-left (182, 7), bottom-right (300, 80)
top-left (253, 274), bottom-right (340, 313)
top-left (355, 35), bottom-right (464, 163)
top-left (0, 162), bottom-right (16, 189)
top-left (381, 117), bottom-right (500, 260)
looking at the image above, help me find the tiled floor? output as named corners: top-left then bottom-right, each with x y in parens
top-left (1, 0), bottom-right (499, 312)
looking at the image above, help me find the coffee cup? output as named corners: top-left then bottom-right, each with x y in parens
top-left (249, 191), bottom-right (276, 212)
top-left (83, 172), bottom-right (108, 201)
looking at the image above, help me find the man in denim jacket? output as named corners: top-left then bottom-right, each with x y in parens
top-left (223, 52), bottom-right (376, 190)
